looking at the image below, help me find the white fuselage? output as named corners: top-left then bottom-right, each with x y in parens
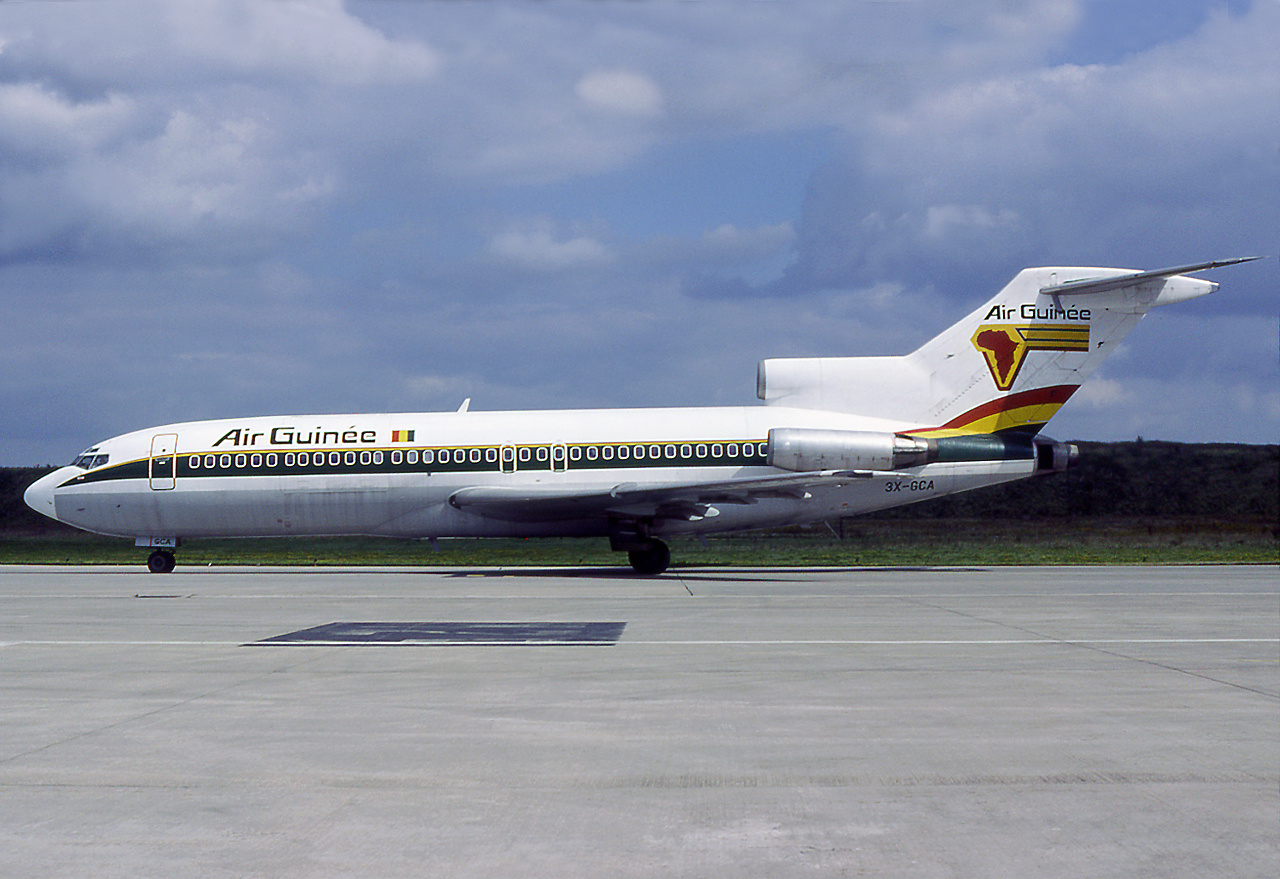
top-left (28, 405), bottom-right (1035, 543)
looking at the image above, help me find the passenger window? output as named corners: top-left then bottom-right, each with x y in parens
top-left (205, 455), bottom-right (215, 469)
top-left (250, 454), bottom-right (262, 468)
top-left (285, 453), bottom-right (295, 467)
top-left (634, 445), bottom-right (645, 459)
top-left (536, 447), bottom-right (548, 462)
top-left (519, 448), bottom-right (531, 462)
top-left (728, 443), bottom-right (738, 457)
top-left (408, 450), bottom-right (419, 465)
top-left (681, 444), bottom-right (692, 458)
top-left (569, 447), bottom-right (581, 461)
top-left (235, 454), bottom-right (247, 468)
top-left (617, 446), bottom-right (628, 460)
top-left (586, 446), bottom-right (598, 460)
top-left (486, 448), bottom-right (497, 463)
top-left (470, 448), bottom-right (481, 463)
top-left (422, 449), bottom-right (434, 464)
top-left (373, 451), bottom-right (383, 465)
top-left (602, 446), bottom-right (614, 460)
top-left (695, 444), bottom-right (706, 458)
top-left (664, 444), bottom-right (675, 459)
top-left (360, 451), bottom-right (371, 466)
top-left (329, 452), bottom-right (340, 466)
top-left (391, 450), bottom-right (402, 465)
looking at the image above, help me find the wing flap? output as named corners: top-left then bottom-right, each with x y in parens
top-left (447, 470), bottom-right (872, 523)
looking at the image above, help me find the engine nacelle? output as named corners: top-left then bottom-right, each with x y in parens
top-left (1034, 436), bottom-right (1079, 474)
top-left (767, 428), bottom-right (938, 473)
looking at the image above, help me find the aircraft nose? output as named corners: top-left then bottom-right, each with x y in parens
top-left (24, 469), bottom-right (67, 522)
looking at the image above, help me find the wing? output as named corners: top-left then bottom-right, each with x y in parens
top-left (447, 470), bottom-right (872, 524)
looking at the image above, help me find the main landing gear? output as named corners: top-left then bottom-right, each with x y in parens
top-left (147, 550), bottom-right (176, 574)
top-left (627, 539), bottom-right (671, 576)
top-left (610, 517), bottom-right (671, 575)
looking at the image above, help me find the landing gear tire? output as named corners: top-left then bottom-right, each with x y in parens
top-left (147, 550), bottom-right (176, 574)
top-left (628, 540), bottom-right (670, 576)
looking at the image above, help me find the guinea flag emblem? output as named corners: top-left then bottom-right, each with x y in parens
top-left (391, 430), bottom-right (415, 443)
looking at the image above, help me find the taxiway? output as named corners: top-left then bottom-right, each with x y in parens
top-left (1, 564), bottom-right (1276, 877)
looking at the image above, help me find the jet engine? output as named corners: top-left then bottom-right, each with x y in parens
top-left (1033, 437), bottom-right (1079, 474)
top-left (767, 428), bottom-right (937, 472)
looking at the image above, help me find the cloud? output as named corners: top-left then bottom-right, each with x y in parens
top-left (170, 0), bottom-right (441, 85)
top-left (922, 205), bottom-right (1021, 241)
top-left (0, 0), bottom-right (1276, 464)
top-left (638, 222), bottom-right (795, 272)
top-left (0, 0), bottom-right (435, 263)
top-left (1, 0), bottom-right (439, 88)
top-left (488, 219), bottom-right (613, 273)
top-left (0, 83), bottom-right (136, 161)
top-left (576, 69), bottom-right (663, 117)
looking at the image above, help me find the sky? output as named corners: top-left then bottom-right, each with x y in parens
top-left (1, 0), bottom-right (1276, 465)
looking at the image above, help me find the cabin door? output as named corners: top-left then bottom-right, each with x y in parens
top-left (550, 443), bottom-right (569, 473)
top-left (149, 433), bottom-right (178, 490)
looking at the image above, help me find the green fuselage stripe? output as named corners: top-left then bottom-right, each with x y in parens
top-left (64, 439), bottom-right (771, 485)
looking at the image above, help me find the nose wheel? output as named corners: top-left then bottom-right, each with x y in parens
top-left (147, 550), bottom-right (176, 574)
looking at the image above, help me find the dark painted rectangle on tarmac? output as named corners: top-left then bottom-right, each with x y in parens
top-left (248, 621), bottom-right (627, 646)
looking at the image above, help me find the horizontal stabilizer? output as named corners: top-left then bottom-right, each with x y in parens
top-left (1040, 256), bottom-right (1262, 297)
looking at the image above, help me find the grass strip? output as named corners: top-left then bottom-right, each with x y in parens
top-left (1, 519), bottom-right (1274, 568)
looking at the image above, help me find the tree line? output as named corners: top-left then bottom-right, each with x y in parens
top-left (871, 440), bottom-right (1278, 521)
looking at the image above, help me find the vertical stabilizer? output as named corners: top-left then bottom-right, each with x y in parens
top-left (756, 260), bottom-right (1251, 434)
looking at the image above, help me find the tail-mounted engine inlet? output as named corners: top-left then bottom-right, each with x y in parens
top-left (767, 428), bottom-right (938, 473)
top-left (1034, 437), bottom-right (1078, 475)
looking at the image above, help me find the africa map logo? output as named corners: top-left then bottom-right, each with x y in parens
top-left (971, 324), bottom-right (1090, 391)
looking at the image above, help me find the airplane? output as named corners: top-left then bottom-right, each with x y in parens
top-left (24, 257), bottom-right (1259, 575)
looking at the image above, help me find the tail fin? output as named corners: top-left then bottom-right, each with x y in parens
top-left (757, 258), bottom-right (1257, 435)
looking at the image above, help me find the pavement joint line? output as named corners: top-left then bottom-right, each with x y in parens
top-left (892, 593), bottom-right (1280, 697)
top-left (1, 592), bottom-right (1276, 602)
top-left (0, 648), bottom-right (337, 767)
top-left (2, 638), bottom-right (1276, 646)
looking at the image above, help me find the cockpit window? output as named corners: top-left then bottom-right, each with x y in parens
top-left (70, 450), bottom-right (109, 469)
